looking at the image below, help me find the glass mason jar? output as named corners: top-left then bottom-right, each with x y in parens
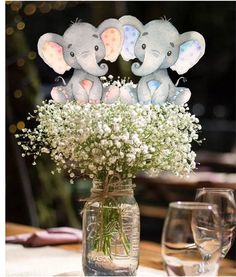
top-left (82, 178), bottom-right (140, 276)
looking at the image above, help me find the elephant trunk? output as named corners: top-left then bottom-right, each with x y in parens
top-left (131, 62), bottom-right (142, 76)
top-left (131, 53), bottom-right (165, 76)
top-left (78, 54), bottom-right (108, 76)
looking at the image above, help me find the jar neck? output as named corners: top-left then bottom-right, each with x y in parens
top-left (91, 178), bottom-right (134, 194)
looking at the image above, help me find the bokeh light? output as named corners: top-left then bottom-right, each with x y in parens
top-left (17, 121), bottom-right (25, 130)
top-left (16, 21), bottom-right (25, 31)
top-left (213, 105), bottom-right (228, 118)
top-left (14, 89), bottom-right (23, 98)
top-left (17, 58), bottom-right (25, 67)
top-left (10, 2), bottom-right (22, 12)
top-left (39, 2), bottom-right (52, 14)
top-left (52, 2), bottom-right (67, 11)
top-left (192, 103), bottom-right (205, 117)
top-left (28, 51), bottom-right (37, 60)
top-left (52, 2), bottom-right (62, 11)
top-left (6, 27), bottom-right (14, 36)
top-left (24, 4), bottom-right (37, 16)
top-left (9, 124), bottom-right (17, 134)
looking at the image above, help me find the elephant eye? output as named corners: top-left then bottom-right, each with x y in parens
top-left (167, 51), bottom-right (172, 56)
top-left (95, 45), bottom-right (99, 51)
top-left (70, 52), bottom-right (75, 57)
top-left (142, 44), bottom-right (146, 50)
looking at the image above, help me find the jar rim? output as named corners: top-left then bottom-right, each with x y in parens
top-left (92, 178), bottom-right (134, 190)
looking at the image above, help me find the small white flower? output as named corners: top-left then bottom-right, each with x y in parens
top-left (70, 172), bottom-right (75, 178)
top-left (108, 170), bottom-right (114, 175)
top-left (41, 147), bottom-right (50, 153)
top-left (150, 147), bottom-right (155, 153)
top-left (141, 145), bottom-right (149, 154)
top-left (115, 141), bottom-right (121, 148)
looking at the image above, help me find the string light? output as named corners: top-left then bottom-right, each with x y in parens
top-left (28, 51), bottom-right (37, 60)
top-left (52, 2), bottom-right (67, 11)
top-left (24, 3), bottom-right (37, 16)
top-left (8, 1), bottom-right (70, 18)
top-left (6, 27), bottom-right (14, 36)
top-left (17, 58), bottom-right (25, 67)
top-left (10, 2), bottom-right (22, 12)
top-left (39, 2), bottom-right (52, 14)
top-left (14, 89), bottom-right (22, 98)
top-left (16, 21), bottom-right (25, 31)
top-left (17, 121), bottom-right (25, 130)
top-left (52, 2), bottom-right (62, 10)
top-left (9, 124), bottom-right (17, 134)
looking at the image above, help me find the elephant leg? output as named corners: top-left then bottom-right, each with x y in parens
top-left (137, 79), bottom-right (152, 105)
top-left (168, 87), bottom-right (191, 105)
top-left (120, 85), bottom-right (138, 104)
top-left (72, 83), bottom-right (89, 104)
top-left (151, 83), bottom-right (169, 105)
top-left (88, 79), bottom-right (103, 104)
top-left (51, 86), bottom-right (73, 104)
top-left (102, 85), bottom-right (120, 104)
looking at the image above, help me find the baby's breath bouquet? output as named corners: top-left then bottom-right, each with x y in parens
top-left (17, 99), bottom-right (201, 269)
top-left (18, 101), bottom-right (200, 181)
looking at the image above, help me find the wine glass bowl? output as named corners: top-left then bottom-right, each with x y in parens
top-left (161, 202), bottom-right (222, 276)
top-left (195, 188), bottom-right (236, 258)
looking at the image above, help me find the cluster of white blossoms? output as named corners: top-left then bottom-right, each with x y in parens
top-left (16, 101), bottom-right (201, 183)
top-left (100, 75), bottom-right (136, 89)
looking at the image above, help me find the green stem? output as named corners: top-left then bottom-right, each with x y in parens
top-left (118, 206), bottom-right (131, 255)
top-left (92, 199), bottom-right (131, 257)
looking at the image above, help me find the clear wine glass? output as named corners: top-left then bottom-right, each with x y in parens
top-left (195, 188), bottom-right (236, 258)
top-left (161, 202), bottom-right (222, 276)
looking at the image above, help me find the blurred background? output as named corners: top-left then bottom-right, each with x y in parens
top-left (6, 1), bottom-right (236, 259)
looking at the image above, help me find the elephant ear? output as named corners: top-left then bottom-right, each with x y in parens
top-left (171, 31), bottom-right (206, 75)
top-left (98, 19), bottom-right (124, 63)
top-left (37, 33), bottom-right (71, 74)
top-left (119, 15), bottom-right (143, 61)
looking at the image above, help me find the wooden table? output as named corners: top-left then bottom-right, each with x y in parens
top-left (6, 222), bottom-right (236, 276)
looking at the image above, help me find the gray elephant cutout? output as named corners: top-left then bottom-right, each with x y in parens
top-left (37, 19), bottom-right (124, 104)
top-left (119, 15), bottom-right (206, 105)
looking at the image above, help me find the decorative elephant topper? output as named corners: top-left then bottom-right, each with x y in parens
top-left (119, 15), bottom-right (206, 105)
top-left (38, 19), bottom-right (124, 104)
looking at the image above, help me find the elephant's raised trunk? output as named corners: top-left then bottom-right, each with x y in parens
top-left (131, 53), bottom-right (165, 76)
top-left (131, 62), bottom-right (142, 76)
top-left (97, 63), bottom-right (109, 76)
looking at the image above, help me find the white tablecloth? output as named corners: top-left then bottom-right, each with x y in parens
top-left (6, 244), bottom-right (166, 276)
